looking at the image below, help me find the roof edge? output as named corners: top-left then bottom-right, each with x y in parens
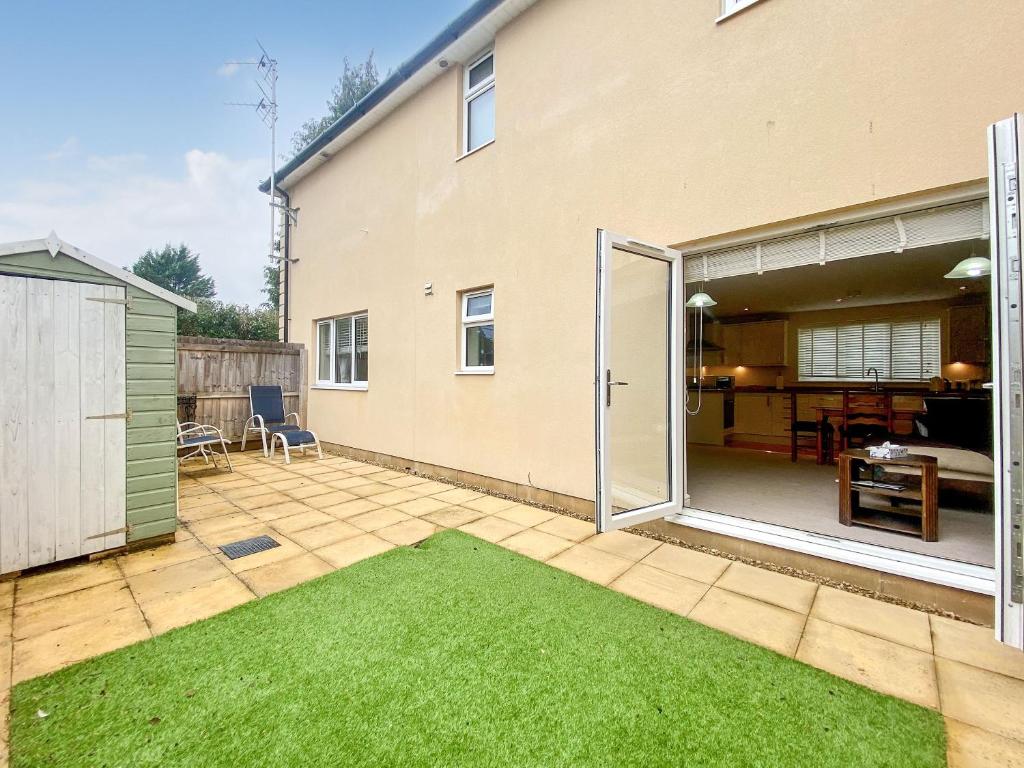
top-left (259, 0), bottom-right (508, 194)
top-left (0, 234), bottom-right (198, 312)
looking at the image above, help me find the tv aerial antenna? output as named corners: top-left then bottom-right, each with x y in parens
top-left (225, 41), bottom-right (298, 264)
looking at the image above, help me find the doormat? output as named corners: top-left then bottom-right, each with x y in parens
top-left (220, 535), bottom-right (280, 560)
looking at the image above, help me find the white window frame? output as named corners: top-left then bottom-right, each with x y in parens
top-left (315, 313), bottom-right (368, 390)
top-left (462, 47), bottom-right (495, 156)
top-left (459, 289), bottom-right (494, 374)
top-left (797, 318), bottom-right (942, 383)
top-left (717, 0), bottom-right (765, 22)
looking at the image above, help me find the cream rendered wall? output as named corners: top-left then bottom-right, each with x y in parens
top-left (286, 0), bottom-right (1024, 501)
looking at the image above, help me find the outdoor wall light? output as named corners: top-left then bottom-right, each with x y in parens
top-left (944, 253), bottom-right (991, 279)
top-left (685, 291), bottom-right (718, 308)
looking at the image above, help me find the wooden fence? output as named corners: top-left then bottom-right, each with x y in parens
top-left (176, 336), bottom-right (307, 441)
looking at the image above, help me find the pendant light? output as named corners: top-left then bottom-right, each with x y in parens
top-left (944, 251), bottom-right (991, 279)
top-left (685, 291), bottom-right (718, 308)
top-left (685, 284), bottom-right (716, 416)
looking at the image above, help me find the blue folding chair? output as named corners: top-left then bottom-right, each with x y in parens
top-left (177, 421), bottom-right (233, 471)
top-left (241, 385), bottom-right (302, 457)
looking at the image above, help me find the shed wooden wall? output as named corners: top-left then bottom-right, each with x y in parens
top-left (176, 337), bottom-right (307, 442)
top-left (0, 250), bottom-right (179, 543)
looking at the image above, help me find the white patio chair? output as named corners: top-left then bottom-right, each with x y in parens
top-left (177, 421), bottom-right (234, 471)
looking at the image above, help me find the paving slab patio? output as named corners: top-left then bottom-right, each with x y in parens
top-left (1, 448), bottom-right (1022, 768)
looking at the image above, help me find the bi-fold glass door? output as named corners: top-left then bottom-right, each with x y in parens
top-left (595, 230), bottom-right (684, 532)
top-left (990, 113), bottom-right (1024, 650)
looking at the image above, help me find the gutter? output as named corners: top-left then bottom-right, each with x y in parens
top-left (258, 0), bottom-right (505, 193)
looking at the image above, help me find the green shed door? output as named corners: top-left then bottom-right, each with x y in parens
top-left (0, 275), bottom-right (127, 574)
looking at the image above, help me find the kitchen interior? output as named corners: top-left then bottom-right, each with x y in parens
top-left (684, 238), bottom-right (994, 566)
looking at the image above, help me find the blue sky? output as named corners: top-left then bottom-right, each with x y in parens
top-left (0, 0), bottom-right (475, 303)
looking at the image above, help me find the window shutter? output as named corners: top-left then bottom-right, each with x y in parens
top-left (317, 323), bottom-right (331, 381)
top-left (799, 319), bottom-right (941, 382)
top-left (836, 325), bottom-right (864, 379)
top-left (862, 323), bottom-right (891, 379)
top-left (811, 326), bottom-right (838, 378)
top-left (335, 317), bottom-right (353, 384)
top-left (921, 319), bottom-right (941, 378)
top-left (355, 315), bottom-right (368, 352)
top-left (890, 321), bottom-right (923, 381)
top-left (798, 328), bottom-right (812, 379)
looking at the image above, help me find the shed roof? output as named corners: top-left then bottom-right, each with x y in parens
top-left (0, 232), bottom-right (198, 312)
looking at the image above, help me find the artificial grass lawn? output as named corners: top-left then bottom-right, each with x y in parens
top-left (12, 531), bottom-right (945, 767)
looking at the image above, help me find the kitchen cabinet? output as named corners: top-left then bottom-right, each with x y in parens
top-left (948, 305), bottom-right (990, 364)
top-left (722, 320), bottom-right (787, 366)
top-left (685, 392), bottom-right (725, 445)
top-left (734, 393), bottom-right (790, 437)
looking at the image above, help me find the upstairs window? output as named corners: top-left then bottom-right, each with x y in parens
top-left (719, 0), bottom-right (765, 21)
top-left (798, 319), bottom-right (941, 383)
top-left (316, 313), bottom-right (369, 388)
top-left (461, 289), bottom-right (494, 372)
top-left (464, 49), bottom-right (495, 154)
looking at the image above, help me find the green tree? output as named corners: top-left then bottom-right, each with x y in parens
top-left (290, 52), bottom-right (381, 155)
top-left (178, 299), bottom-right (279, 341)
top-left (262, 263), bottom-right (280, 310)
top-left (130, 243), bottom-right (216, 300)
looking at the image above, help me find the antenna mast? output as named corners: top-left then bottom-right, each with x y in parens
top-left (225, 42), bottom-right (297, 263)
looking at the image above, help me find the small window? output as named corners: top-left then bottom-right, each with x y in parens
top-left (461, 289), bottom-right (494, 372)
top-left (316, 313), bottom-right (369, 388)
top-left (719, 0), bottom-right (764, 20)
top-left (463, 49), bottom-right (495, 154)
top-left (798, 319), bottom-right (941, 383)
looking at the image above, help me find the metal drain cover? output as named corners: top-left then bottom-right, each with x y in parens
top-left (220, 535), bottom-right (280, 560)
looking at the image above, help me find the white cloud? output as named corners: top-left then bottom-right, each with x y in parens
top-left (44, 136), bottom-right (79, 161)
top-left (0, 149), bottom-right (270, 305)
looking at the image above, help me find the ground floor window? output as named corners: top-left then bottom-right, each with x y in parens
top-left (316, 313), bottom-right (368, 388)
top-left (461, 288), bottom-right (494, 371)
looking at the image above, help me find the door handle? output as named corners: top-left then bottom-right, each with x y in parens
top-left (606, 369), bottom-right (629, 406)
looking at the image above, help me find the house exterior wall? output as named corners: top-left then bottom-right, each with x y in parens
top-left (0, 250), bottom-right (179, 542)
top-left (284, 0), bottom-right (1024, 502)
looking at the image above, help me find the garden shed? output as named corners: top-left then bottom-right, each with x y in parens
top-left (0, 232), bottom-right (196, 575)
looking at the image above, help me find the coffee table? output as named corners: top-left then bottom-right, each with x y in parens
top-left (838, 449), bottom-right (938, 541)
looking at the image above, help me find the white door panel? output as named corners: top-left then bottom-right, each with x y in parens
top-left (596, 231), bottom-right (685, 532)
top-left (0, 275), bottom-right (126, 574)
top-left (990, 113), bottom-right (1024, 650)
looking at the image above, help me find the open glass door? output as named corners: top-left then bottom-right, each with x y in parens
top-left (991, 114), bottom-right (1024, 650)
top-left (595, 230), bottom-right (684, 532)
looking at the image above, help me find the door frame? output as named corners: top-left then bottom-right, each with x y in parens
top-left (661, 188), bottom-right (1000, 598)
top-left (990, 113), bottom-right (1024, 649)
top-left (595, 229), bottom-right (685, 533)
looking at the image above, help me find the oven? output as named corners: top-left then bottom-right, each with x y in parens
top-left (723, 392), bottom-right (735, 430)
